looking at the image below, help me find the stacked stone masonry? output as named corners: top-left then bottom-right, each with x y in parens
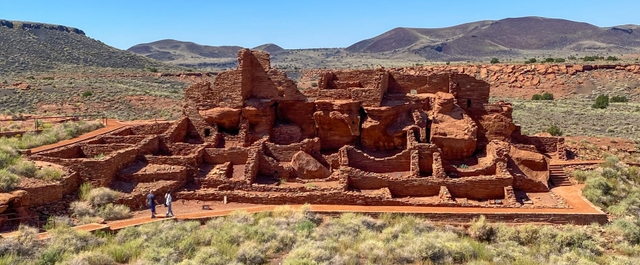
top-left (20, 49), bottom-right (572, 213)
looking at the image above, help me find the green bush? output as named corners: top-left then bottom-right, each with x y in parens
top-left (71, 201), bottom-right (95, 218)
top-left (8, 160), bottom-right (37, 178)
top-left (593, 94), bottom-right (610, 109)
top-left (81, 91), bottom-right (93, 97)
top-left (79, 182), bottom-right (93, 201)
top-left (490, 58), bottom-right (500, 64)
top-left (86, 187), bottom-right (119, 207)
top-left (531, 92), bottom-right (553, 101)
top-left (468, 215), bottom-right (495, 242)
top-left (0, 146), bottom-right (19, 169)
top-left (528, 58), bottom-right (537, 63)
top-left (546, 125), bottom-right (563, 136)
top-left (0, 169), bottom-right (21, 192)
top-left (67, 251), bottom-right (115, 265)
top-left (98, 203), bottom-right (131, 221)
top-left (34, 166), bottom-right (63, 181)
top-left (606, 56), bottom-right (619, 61)
top-left (554, 58), bottom-right (566, 63)
top-left (545, 58), bottom-right (555, 63)
top-left (611, 96), bottom-right (628, 103)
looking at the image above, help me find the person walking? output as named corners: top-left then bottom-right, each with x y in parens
top-left (146, 190), bottom-right (158, 218)
top-left (165, 189), bottom-right (175, 217)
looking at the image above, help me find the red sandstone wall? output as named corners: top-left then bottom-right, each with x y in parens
top-left (452, 73), bottom-right (490, 110)
top-left (263, 138), bottom-right (322, 163)
top-left (163, 116), bottom-right (189, 143)
top-left (346, 147), bottom-right (411, 173)
top-left (130, 123), bottom-right (172, 135)
top-left (204, 147), bottom-right (249, 165)
top-left (387, 72), bottom-right (450, 94)
top-left (80, 144), bottom-right (133, 158)
top-left (38, 145), bottom-right (86, 158)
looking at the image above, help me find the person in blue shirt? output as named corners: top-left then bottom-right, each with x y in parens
top-left (146, 190), bottom-right (158, 218)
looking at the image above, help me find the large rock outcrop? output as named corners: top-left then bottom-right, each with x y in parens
top-left (291, 151), bottom-right (330, 179)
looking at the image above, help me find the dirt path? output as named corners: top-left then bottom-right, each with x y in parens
top-left (29, 119), bottom-right (124, 154)
top-left (29, 119), bottom-right (168, 154)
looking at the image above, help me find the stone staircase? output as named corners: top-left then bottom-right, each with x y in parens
top-left (549, 164), bottom-right (572, 187)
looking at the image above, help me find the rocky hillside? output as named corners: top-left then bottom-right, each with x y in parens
top-left (128, 39), bottom-right (287, 69)
top-left (129, 17), bottom-right (640, 70)
top-left (0, 20), bottom-right (167, 75)
top-left (348, 17), bottom-right (640, 57)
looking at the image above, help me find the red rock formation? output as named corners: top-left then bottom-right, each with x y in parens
top-left (291, 151), bottom-right (330, 179)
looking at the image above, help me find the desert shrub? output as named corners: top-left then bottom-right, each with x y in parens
top-left (0, 146), bottom-right (19, 168)
top-left (606, 56), bottom-right (619, 61)
top-left (527, 58), bottom-right (537, 63)
top-left (37, 247), bottom-right (65, 265)
top-left (47, 226), bottom-right (105, 254)
top-left (311, 82), bottom-right (318, 87)
top-left (34, 166), bottom-right (63, 181)
top-left (545, 58), bottom-right (555, 63)
top-left (177, 246), bottom-right (231, 265)
top-left (0, 225), bottom-right (40, 257)
top-left (235, 242), bottom-right (266, 264)
top-left (102, 240), bottom-right (142, 264)
top-left (532, 92), bottom-right (553, 101)
top-left (98, 203), bottom-right (131, 221)
top-left (583, 176), bottom-right (614, 208)
top-left (7, 160), bottom-right (36, 178)
top-left (555, 58), bottom-right (566, 62)
top-left (546, 125), bottom-right (563, 136)
top-left (606, 219), bottom-right (640, 245)
top-left (611, 96), bottom-right (628, 103)
top-left (0, 169), bottom-right (20, 192)
top-left (541, 92), bottom-right (554, 100)
top-left (568, 55), bottom-right (577, 60)
top-left (490, 58), bottom-right (500, 64)
top-left (468, 215), bottom-right (495, 242)
top-left (43, 216), bottom-right (74, 231)
top-left (593, 94), bottom-right (609, 109)
top-left (81, 91), bottom-right (93, 97)
top-left (66, 251), bottom-right (115, 265)
top-left (70, 201), bottom-right (95, 218)
top-left (572, 170), bottom-right (599, 183)
top-left (86, 187), bottom-right (119, 207)
top-left (79, 182), bottom-right (93, 201)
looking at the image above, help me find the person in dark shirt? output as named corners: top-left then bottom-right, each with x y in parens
top-left (146, 190), bottom-right (158, 218)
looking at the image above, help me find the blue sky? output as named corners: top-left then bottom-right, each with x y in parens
top-left (1, 0), bottom-right (638, 50)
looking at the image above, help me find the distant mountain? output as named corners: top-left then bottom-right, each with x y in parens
top-left (128, 17), bottom-right (640, 70)
top-left (0, 19), bottom-right (164, 75)
top-left (347, 17), bottom-right (640, 57)
top-left (253, 43), bottom-right (284, 53)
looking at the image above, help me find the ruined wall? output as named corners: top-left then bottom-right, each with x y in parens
top-left (129, 122), bottom-right (172, 135)
top-left (345, 147), bottom-right (411, 173)
top-left (452, 73), bottom-right (490, 109)
top-left (204, 147), bottom-right (249, 165)
top-left (263, 138), bottom-right (323, 163)
top-left (163, 116), bottom-right (189, 143)
top-left (80, 144), bottom-right (132, 158)
top-left (387, 72), bottom-right (450, 94)
top-left (276, 101), bottom-right (317, 139)
top-left (345, 166), bottom-right (509, 199)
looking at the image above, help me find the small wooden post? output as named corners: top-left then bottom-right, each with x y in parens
top-left (223, 196), bottom-right (227, 204)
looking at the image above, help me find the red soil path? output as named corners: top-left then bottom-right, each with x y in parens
top-left (29, 119), bottom-right (167, 154)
